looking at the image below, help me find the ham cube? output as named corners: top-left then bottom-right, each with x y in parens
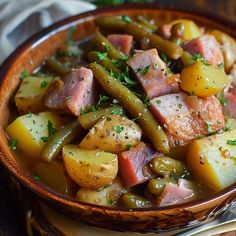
top-left (107, 34), bottom-right (133, 55)
top-left (127, 49), bottom-right (179, 99)
top-left (118, 142), bottom-right (161, 188)
top-left (159, 24), bottom-right (172, 39)
top-left (183, 35), bottom-right (223, 66)
top-left (44, 67), bottom-right (96, 116)
top-left (159, 179), bottom-right (194, 206)
top-left (223, 93), bottom-right (236, 119)
top-left (150, 93), bottom-right (225, 147)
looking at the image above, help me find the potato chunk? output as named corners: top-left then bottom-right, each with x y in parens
top-left (63, 145), bottom-right (118, 190)
top-left (187, 129), bottom-right (236, 190)
top-left (15, 76), bottom-right (55, 114)
top-left (171, 19), bottom-right (201, 40)
top-left (6, 112), bottom-right (62, 158)
top-left (180, 61), bottom-right (229, 97)
top-left (76, 177), bottom-right (126, 206)
top-left (79, 115), bottom-right (142, 154)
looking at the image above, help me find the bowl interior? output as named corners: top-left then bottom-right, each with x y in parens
top-left (0, 4), bottom-right (236, 216)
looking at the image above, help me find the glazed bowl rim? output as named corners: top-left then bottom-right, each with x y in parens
top-left (0, 3), bottom-right (236, 214)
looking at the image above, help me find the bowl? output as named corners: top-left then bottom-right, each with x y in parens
top-left (0, 3), bottom-right (236, 233)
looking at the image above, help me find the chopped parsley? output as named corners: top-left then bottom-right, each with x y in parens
top-left (201, 60), bottom-right (210, 66)
top-left (40, 137), bottom-right (49, 142)
top-left (26, 111), bottom-right (32, 118)
top-left (126, 144), bottom-right (132, 150)
top-left (97, 95), bottom-right (109, 107)
top-left (156, 100), bottom-right (161, 105)
top-left (136, 64), bottom-right (151, 75)
top-left (95, 51), bottom-right (108, 61)
top-left (188, 91), bottom-right (195, 96)
top-left (160, 52), bottom-right (168, 63)
top-left (9, 139), bottom-right (18, 150)
top-left (178, 103), bottom-right (183, 109)
top-left (20, 70), bottom-right (29, 80)
top-left (205, 121), bottom-right (213, 133)
top-left (107, 199), bottom-right (114, 205)
top-left (113, 125), bottom-right (124, 133)
top-left (47, 120), bottom-right (57, 137)
top-left (219, 94), bottom-right (227, 107)
top-left (122, 15), bottom-right (132, 23)
top-left (227, 140), bottom-right (236, 146)
top-left (110, 107), bottom-right (123, 115)
top-left (40, 80), bottom-right (48, 88)
top-left (218, 63), bottom-right (224, 70)
top-left (192, 53), bottom-right (203, 60)
top-left (34, 175), bottom-right (41, 181)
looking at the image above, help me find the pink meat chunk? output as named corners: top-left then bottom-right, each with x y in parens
top-left (150, 93), bottom-right (225, 147)
top-left (118, 142), bottom-right (162, 188)
top-left (127, 49), bottom-right (179, 99)
top-left (223, 92), bottom-right (236, 119)
top-left (44, 67), bottom-right (96, 116)
top-left (107, 34), bottom-right (133, 55)
top-left (159, 179), bottom-right (194, 206)
top-left (183, 35), bottom-right (223, 66)
top-left (159, 24), bottom-right (172, 39)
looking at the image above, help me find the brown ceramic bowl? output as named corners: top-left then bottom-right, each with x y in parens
top-left (0, 3), bottom-right (236, 233)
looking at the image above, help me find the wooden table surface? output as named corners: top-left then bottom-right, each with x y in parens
top-left (0, 0), bottom-right (235, 235)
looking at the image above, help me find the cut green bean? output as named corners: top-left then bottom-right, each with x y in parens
top-left (150, 157), bottom-right (188, 178)
top-left (41, 120), bottom-right (83, 162)
top-left (95, 16), bottom-right (127, 31)
top-left (93, 30), bottom-right (128, 60)
top-left (45, 58), bottom-right (70, 76)
top-left (89, 63), bottom-right (170, 153)
top-left (137, 15), bottom-right (157, 32)
top-left (78, 105), bottom-right (125, 129)
top-left (121, 193), bottom-right (151, 208)
top-left (148, 177), bottom-right (176, 196)
top-left (88, 51), bottom-right (121, 74)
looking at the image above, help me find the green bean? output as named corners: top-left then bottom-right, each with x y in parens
top-left (120, 193), bottom-right (151, 208)
top-left (137, 15), bottom-right (157, 32)
top-left (148, 177), bottom-right (176, 196)
top-left (95, 16), bottom-right (183, 59)
top-left (41, 120), bottom-right (83, 162)
top-left (95, 16), bottom-right (127, 31)
top-left (88, 51), bottom-right (121, 74)
top-left (89, 63), bottom-right (170, 153)
top-left (93, 31), bottom-right (128, 60)
top-left (181, 51), bottom-right (195, 67)
top-left (45, 58), bottom-right (70, 76)
top-left (150, 157), bottom-right (187, 178)
top-left (78, 105), bottom-right (125, 129)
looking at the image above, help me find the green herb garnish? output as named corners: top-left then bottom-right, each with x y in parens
top-left (95, 51), bottom-right (108, 61)
top-left (34, 175), bottom-right (41, 181)
top-left (126, 144), bottom-right (132, 150)
top-left (47, 120), bottom-right (57, 137)
top-left (218, 63), bottom-right (224, 70)
top-left (192, 53), bottom-right (203, 60)
top-left (20, 70), bottom-right (29, 80)
top-left (227, 140), bottom-right (236, 146)
top-left (110, 107), bottom-right (122, 115)
top-left (113, 125), bottom-right (124, 133)
top-left (219, 94), bottom-right (227, 107)
top-left (40, 81), bottom-right (48, 88)
top-left (9, 139), bottom-right (18, 150)
top-left (160, 52), bottom-right (168, 62)
top-left (40, 136), bottom-right (49, 142)
top-left (205, 121), bottom-right (213, 133)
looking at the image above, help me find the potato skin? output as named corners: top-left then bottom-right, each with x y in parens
top-left (76, 177), bottom-right (126, 206)
top-left (180, 61), bottom-right (229, 97)
top-left (63, 145), bottom-right (118, 190)
top-left (186, 129), bottom-right (236, 191)
top-left (79, 114), bottom-right (142, 154)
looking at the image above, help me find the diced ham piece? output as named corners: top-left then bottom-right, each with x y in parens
top-left (44, 67), bottom-right (96, 116)
top-left (159, 179), bottom-right (194, 206)
top-left (118, 142), bottom-right (162, 188)
top-left (127, 49), bottom-right (179, 99)
top-left (150, 93), bottom-right (225, 147)
top-left (159, 24), bottom-right (172, 39)
top-left (107, 34), bottom-right (133, 55)
top-left (223, 93), bottom-right (236, 119)
top-left (183, 35), bottom-right (223, 66)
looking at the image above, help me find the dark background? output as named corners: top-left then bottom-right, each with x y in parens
top-left (0, 0), bottom-right (235, 235)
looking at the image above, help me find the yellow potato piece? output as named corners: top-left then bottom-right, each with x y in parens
top-left (63, 145), bottom-right (118, 190)
top-left (15, 76), bottom-right (56, 114)
top-left (187, 129), bottom-right (236, 191)
top-left (6, 112), bottom-right (62, 158)
top-left (180, 61), bottom-right (229, 97)
top-left (171, 19), bottom-right (201, 40)
top-left (79, 115), bottom-right (142, 154)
